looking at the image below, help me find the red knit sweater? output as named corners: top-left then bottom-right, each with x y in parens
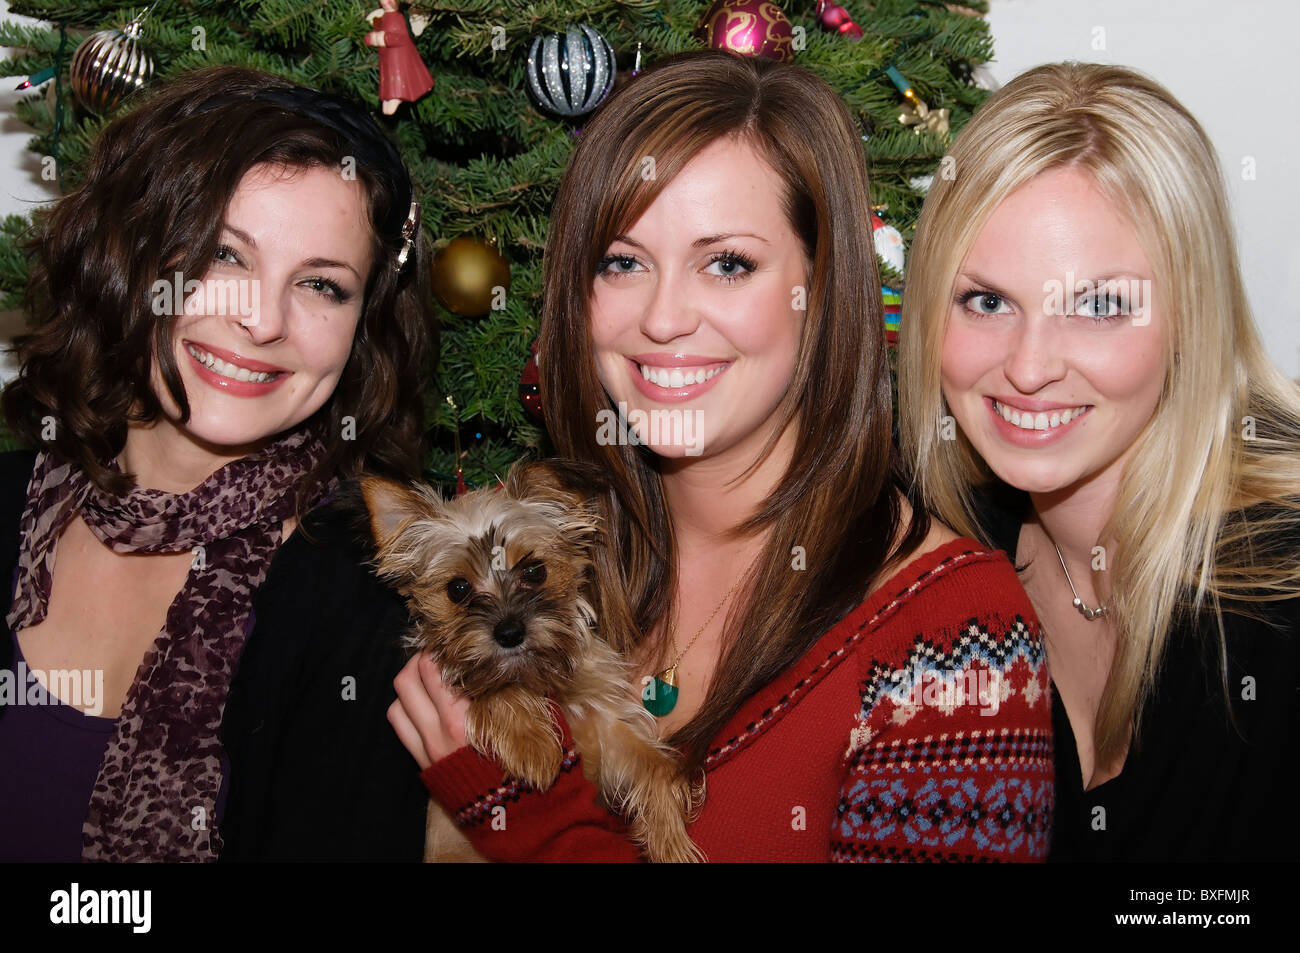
top-left (420, 538), bottom-right (1054, 861)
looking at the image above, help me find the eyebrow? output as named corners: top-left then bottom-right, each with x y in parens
top-left (1085, 273), bottom-right (1150, 284)
top-left (302, 257), bottom-right (362, 281)
top-left (960, 270), bottom-right (1148, 289)
top-left (222, 225), bottom-right (362, 281)
top-left (611, 232), bottom-right (771, 250)
top-left (692, 232), bottom-right (770, 247)
top-left (955, 271), bottom-right (1016, 299)
top-left (223, 224), bottom-right (257, 249)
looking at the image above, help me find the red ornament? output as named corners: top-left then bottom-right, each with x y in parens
top-left (363, 1), bottom-right (434, 115)
top-left (697, 0), bottom-right (795, 62)
top-left (519, 339), bottom-right (544, 424)
top-left (815, 1), bottom-right (863, 41)
top-left (820, 3), bottom-right (849, 28)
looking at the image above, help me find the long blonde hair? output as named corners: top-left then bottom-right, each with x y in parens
top-left (898, 62), bottom-right (1300, 765)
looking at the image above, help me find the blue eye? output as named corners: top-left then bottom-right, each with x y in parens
top-left (958, 290), bottom-right (1013, 315)
top-left (596, 254), bottom-right (642, 277)
top-left (1076, 293), bottom-right (1127, 321)
top-left (704, 251), bottom-right (756, 283)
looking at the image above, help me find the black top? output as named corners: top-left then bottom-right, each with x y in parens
top-left (0, 449), bottom-right (428, 861)
top-left (218, 485), bottom-right (429, 861)
top-left (978, 485), bottom-right (1299, 861)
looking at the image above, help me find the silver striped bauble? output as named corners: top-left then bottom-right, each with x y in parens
top-left (526, 24), bottom-right (616, 118)
top-left (69, 17), bottom-right (155, 114)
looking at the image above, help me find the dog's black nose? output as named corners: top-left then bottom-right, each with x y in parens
top-left (493, 618), bottom-right (526, 648)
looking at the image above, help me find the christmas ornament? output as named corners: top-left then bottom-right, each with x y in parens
top-left (526, 24), bottom-right (616, 118)
top-left (898, 97), bottom-right (950, 135)
top-left (363, 1), bottom-right (434, 116)
top-left (430, 237), bottom-right (511, 317)
top-left (885, 65), bottom-right (950, 136)
top-left (815, 0), bottom-right (863, 40)
top-left (883, 285), bottom-right (902, 345)
top-left (696, 0), bottom-right (795, 62)
top-left (970, 64), bottom-right (1001, 93)
top-left (69, 12), bottom-right (155, 114)
top-left (519, 339), bottom-right (544, 424)
top-left (872, 213), bottom-right (905, 273)
top-left (612, 41), bottom-right (644, 94)
top-left (446, 395), bottom-right (469, 496)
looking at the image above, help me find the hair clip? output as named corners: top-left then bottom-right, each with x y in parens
top-left (395, 199), bottom-right (419, 271)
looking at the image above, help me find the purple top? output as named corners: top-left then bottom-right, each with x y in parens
top-left (0, 623), bottom-right (117, 861)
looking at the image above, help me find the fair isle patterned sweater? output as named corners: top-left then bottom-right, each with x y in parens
top-left (420, 538), bottom-right (1054, 862)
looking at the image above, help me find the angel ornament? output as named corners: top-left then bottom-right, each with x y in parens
top-left (364, 0), bottom-right (434, 115)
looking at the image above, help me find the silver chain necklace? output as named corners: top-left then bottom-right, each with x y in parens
top-left (1053, 543), bottom-right (1108, 621)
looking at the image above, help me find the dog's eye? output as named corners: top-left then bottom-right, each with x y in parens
top-left (446, 578), bottom-right (472, 603)
top-left (520, 562), bottom-right (546, 585)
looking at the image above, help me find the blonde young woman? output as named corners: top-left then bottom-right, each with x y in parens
top-left (899, 62), bottom-right (1299, 861)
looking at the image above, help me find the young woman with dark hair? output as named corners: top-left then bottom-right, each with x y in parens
top-left (387, 50), bottom-right (1055, 862)
top-left (0, 66), bottom-right (433, 861)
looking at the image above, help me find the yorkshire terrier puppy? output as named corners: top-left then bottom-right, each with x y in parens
top-left (361, 459), bottom-right (704, 863)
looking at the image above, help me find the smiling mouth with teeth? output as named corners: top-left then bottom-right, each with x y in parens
top-left (185, 343), bottom-right (283, 383)
top-left (638, 363), bottom-right (727, 388)
top-left (992, 399), bottom-right (1091, 432)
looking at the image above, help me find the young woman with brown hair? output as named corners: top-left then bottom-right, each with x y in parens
top-left (0, 66), bottom-right (433, 861)
top-left (388, 49), bottom-right (1054, 862)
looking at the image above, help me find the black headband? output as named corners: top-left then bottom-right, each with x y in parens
top-left (194, 85), bottom-right (418, 271)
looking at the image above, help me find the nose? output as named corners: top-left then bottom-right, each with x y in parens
top-left (236, 281), bottom-right (287, 346)
top-left (638, 269), bottom-right (700, 343)
top-left (492, 617), bottom-right (526, 649)
top-left (1003, 314), bottom-right (1067, 395)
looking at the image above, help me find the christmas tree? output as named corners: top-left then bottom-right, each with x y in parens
top-left (0, 0), bottom-right (993, 486)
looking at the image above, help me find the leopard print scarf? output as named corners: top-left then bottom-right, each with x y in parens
top-left (6, 424), bottom-right (327, 861)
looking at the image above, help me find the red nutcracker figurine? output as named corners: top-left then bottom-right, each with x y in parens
top-left (364, 0), bottom-right (434, 115)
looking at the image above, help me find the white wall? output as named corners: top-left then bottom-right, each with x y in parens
top-left (1, 2), bottom-right (1297, 374)
top-left (985, 0), bottom-right (1300, 376)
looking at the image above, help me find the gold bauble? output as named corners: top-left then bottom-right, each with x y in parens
top-left (430, 237), bottom-right (511, 317)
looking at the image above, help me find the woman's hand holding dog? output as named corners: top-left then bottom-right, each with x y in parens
top-left (389, 652), bottom-right (470, 768)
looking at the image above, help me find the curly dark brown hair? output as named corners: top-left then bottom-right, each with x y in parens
top-left (3, 66), bottom-right (434, 498)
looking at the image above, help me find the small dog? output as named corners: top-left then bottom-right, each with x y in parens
top-left (361, 459), bottom-right (704, 863)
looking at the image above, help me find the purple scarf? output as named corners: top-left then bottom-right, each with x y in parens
top-left (6, 425), bottom-right (328, 861)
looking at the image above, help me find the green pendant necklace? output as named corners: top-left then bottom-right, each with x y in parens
top-left (643, 578), bottom-right (742, 717)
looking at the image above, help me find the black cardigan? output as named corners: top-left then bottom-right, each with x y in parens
top-left (0, 450), bottom-right (428, 861)
top-left (978, 485), bottom-right (1300, 861)
top-left (217, 486), bottom-right (429, 861)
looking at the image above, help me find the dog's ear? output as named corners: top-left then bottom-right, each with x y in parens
top-left (359, 476), bottom-right (439, 553)
top-left (503, 457), bottom-right (610, 507)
